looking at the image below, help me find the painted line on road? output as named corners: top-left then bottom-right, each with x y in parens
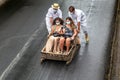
top-left (0, 21), bottom-right (45, 80)
top-left (86, 0), bottom-right (95, 21)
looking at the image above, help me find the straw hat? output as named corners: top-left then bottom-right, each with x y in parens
top-left (51, 3), bottom-right (60, 9)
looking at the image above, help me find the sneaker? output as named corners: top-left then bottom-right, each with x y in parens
top-left (85, 36), bottom-right (89, 43)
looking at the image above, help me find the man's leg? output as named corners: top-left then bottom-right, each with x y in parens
top-left (85, 32), bottom-right (89, 43)
top-left (75, 22), bottom-right (81, 45)
top-left (77, 33), bottom-right (81, 45)
top-left (45, 18), bottom-right (51, 33)
top-left (81, 25), bottom-right (89, 43)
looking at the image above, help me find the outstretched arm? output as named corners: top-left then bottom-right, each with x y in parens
top-left (77, 22), bottom-right (80, 33)
top-left (71, 29), bottom-right (77, 40)
top-left (48, 26), bottom-right (54, 38)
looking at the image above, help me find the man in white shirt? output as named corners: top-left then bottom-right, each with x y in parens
top-left (68, 6), bottom-right (89, 43)
top-left (46, 3), bottom-right (62, 33)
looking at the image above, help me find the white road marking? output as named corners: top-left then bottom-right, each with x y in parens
top-left (86, 0), bottom-right (95, 21)
top-left (0, 21), bottom-right (45, 80)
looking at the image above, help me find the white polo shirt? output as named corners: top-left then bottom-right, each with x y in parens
top-left (46, 8), bottom-right (62, 19)
top-left (68, 9), bottom-right (86, 26)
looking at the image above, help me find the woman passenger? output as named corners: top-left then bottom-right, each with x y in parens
top-left (59, 17), bottom-right (77, 54)
top-left (46, 17), bottom-right (64, 53)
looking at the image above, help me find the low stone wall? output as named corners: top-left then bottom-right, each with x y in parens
top-left (107, 0), bottom-right (120, 80)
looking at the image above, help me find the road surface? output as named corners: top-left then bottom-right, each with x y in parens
top-left (0, 0), bottom-right (62, 76)
top-left (0, 0), bottom-right (116, 80)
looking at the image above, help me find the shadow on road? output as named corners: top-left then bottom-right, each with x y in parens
top-left (0, 0), bottom-right (27, 25)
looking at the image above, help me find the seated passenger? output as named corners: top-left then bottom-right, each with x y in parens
top-left (46, 17), bottom-right (64, 53)
top-left (59, 17), bottom-right (77, 54)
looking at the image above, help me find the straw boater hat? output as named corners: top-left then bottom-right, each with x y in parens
top-left (51, 3), bottom-right (60, 9)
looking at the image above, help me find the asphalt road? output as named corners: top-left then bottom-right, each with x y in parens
top-left (0, 0), bottom-right (116, 80)
top-left (0, 0), bottom-right (62, 76)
